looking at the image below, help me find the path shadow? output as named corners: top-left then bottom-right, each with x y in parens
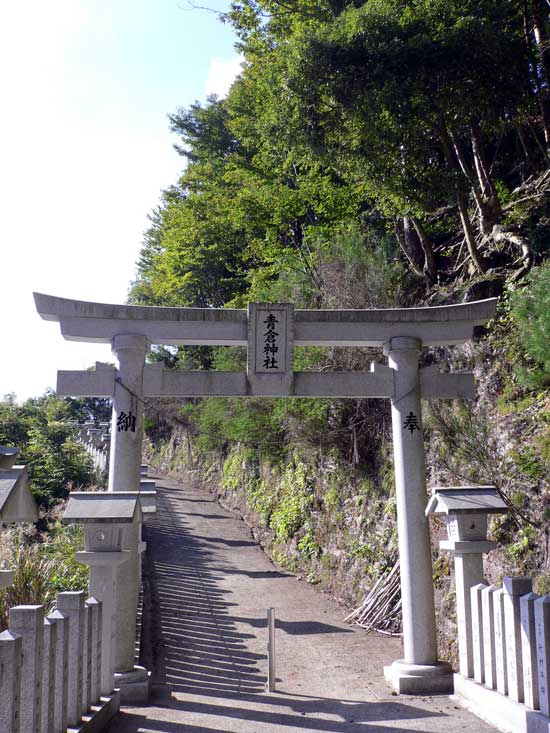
top-left (112, 480), bottom-right (451, 733)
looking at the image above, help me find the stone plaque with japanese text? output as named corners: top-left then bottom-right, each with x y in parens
top-left (247, 302), bottom-right (294, 395)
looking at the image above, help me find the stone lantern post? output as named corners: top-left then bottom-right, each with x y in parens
top-left (426, 486), bottom-right (508, 678)
top-left (64, 492), bottom-right (150, 701)
top-left (0, 445), bottom-right (38, 589)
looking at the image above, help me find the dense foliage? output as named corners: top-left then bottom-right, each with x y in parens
top-left (132, 0), bottom-right (549, 312)
top-left (0, 393), bottom-right (97, 507)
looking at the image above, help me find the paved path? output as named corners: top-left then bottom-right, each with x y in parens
top-left (107, 473), bottom-right (497, 733)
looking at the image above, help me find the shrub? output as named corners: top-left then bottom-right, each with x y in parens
top-left (511, 261), bottom-right (550, 387)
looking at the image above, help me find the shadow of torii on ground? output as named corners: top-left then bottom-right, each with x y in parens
top-left (107, 475), bottom-right (498, 733)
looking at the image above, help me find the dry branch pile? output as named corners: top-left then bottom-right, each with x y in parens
top-left (345, 560), bottom-right (402, 636)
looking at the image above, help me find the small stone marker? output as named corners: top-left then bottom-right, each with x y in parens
top-left (267, 607), bottom-right (276, 693)
top-left (535, 595), bottom-right (550, 716)
top-left (503, 576), bottom-right (532, 703)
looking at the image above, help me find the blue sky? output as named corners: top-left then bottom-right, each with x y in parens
top-left (0, 0), bottom-right (241, 400)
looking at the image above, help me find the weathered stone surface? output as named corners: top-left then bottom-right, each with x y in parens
top-left (33, 291), bottom-right (497, 346)
top-left (482, 585), bottom-right (498, 689)
top-left (57, 591), bottom-right (85, 726)
top-left (9, 605), bottom-right (44, 733)
top-left (47, 609), bottom-right (68, 733)
top-left (503, 576), bottom-right (533, 703)
top-left (493, 587), bottom-right (508, 696)
top-left (0, 444), bottom-right (20, 469)
top-left (82, 603), bottom-right (92, 714)
top-left (385, 337), bottom-right (447, 692)
top-left (64, 492), bottom-right (141, 524)
top-left (520, 591), bottom-right (540, 711)
top-left (535, 595), bottom-right (550, 716)
top-left (41, 616), bottom-right (56, 733)
top-left (0, 629), bottom-right (22, 733)
top-left (86, 598), bottom-right (102, 705)
top-left (471, 583), bottom-right (486, 684)
top-left (0, 464), bottom-right (38, 523)
top-left (453, 553), bottom-right (484, 678)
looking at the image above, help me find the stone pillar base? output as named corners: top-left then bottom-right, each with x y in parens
top-left (384, 659), bottom-right (454, 695)
top-left (114, 665), bottom-right (151, 704)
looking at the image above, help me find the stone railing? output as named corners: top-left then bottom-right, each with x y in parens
top-left (0, 591), bottom-right (119, 733)
top-left (453, 577), bottom-right (550, 733)
top-left (76, 423), bottom-right (111, 479)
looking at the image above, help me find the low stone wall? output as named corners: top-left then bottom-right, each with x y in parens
top-left (0, 591), bottom-right (119, 733)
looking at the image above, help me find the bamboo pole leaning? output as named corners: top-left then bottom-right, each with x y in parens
top-left (345, 560), bottom-right (402, 636)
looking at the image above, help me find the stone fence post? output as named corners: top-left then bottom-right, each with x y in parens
top-left (57, 591), bottom-right (85, 727)
top-left (536, 595), bottom-right (550, 716)
top-left (47, 609), bottom-right (69, 733)
top-left (86, 597), bottom-right (102, 706)
top-left (41, 615), bottom-right (57, 733)
top-left (82, 602), bottom-right (92, 714)
top-left (9, 605), bottom-right (44, 733)
top-left (503, 576), bottom-right (532, 703)
top-left (520, 591), bottom-right (540, 710)
top-left (0, 629), bottom-right (22, 732)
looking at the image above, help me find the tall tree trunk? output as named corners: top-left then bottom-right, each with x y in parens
top-left (456, 190), bottom-right (486, 275)
top-left (516, 124), bottom-right (535, 171)
top-left (450, 130), bottom-right (498, 235)
top-left (436, 123), bottom-right (487, 273)
top-left (395, 218), bottom-right (424, 278)
top-left (470, 123), bottom-right (502, 230)
top-left (524, 0), bottom-right (550, 151)
top-left (410, 217), bottom-right (438, 283)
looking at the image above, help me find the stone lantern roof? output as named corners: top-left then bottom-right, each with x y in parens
top-left (64, 492), bottom-right (142, 524)
top-left (426, 486), bottom-right (508, 516)
top-left (0, 446), bottom-right (38, 524)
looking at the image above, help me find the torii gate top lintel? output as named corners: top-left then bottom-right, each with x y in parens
top-left (33, 292), bottom-right (497, 348)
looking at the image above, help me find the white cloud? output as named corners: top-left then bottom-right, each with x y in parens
top-left (204, 54), bottom-right (244, 98)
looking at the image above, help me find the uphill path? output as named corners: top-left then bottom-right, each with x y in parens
top-left (106, 472), bottom-right (497, 733)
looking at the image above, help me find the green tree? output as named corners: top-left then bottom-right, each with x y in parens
top-left (511, 262), bottom-right (550, 386)
top-left (0, 394), bottom-right (94, 507)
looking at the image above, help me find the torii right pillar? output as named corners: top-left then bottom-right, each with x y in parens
top-left (384, 336), bottom-right (453, 693)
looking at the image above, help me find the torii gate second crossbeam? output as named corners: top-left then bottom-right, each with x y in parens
top-left (34, 292), bottom-right (497, 697)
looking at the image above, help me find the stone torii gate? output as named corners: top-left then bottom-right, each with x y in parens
top-left (34, 292), bottom-right (497, 696)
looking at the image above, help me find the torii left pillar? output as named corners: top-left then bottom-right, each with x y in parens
top-left (109, 334), bottom-right (151, 702)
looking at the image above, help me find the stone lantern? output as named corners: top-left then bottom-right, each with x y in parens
top-left (64, 492), bottom-right (146, 698)
top-left (426, 486), bottom-right (508, 678)
top-left (0, 445), bottom-right (39, 589)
